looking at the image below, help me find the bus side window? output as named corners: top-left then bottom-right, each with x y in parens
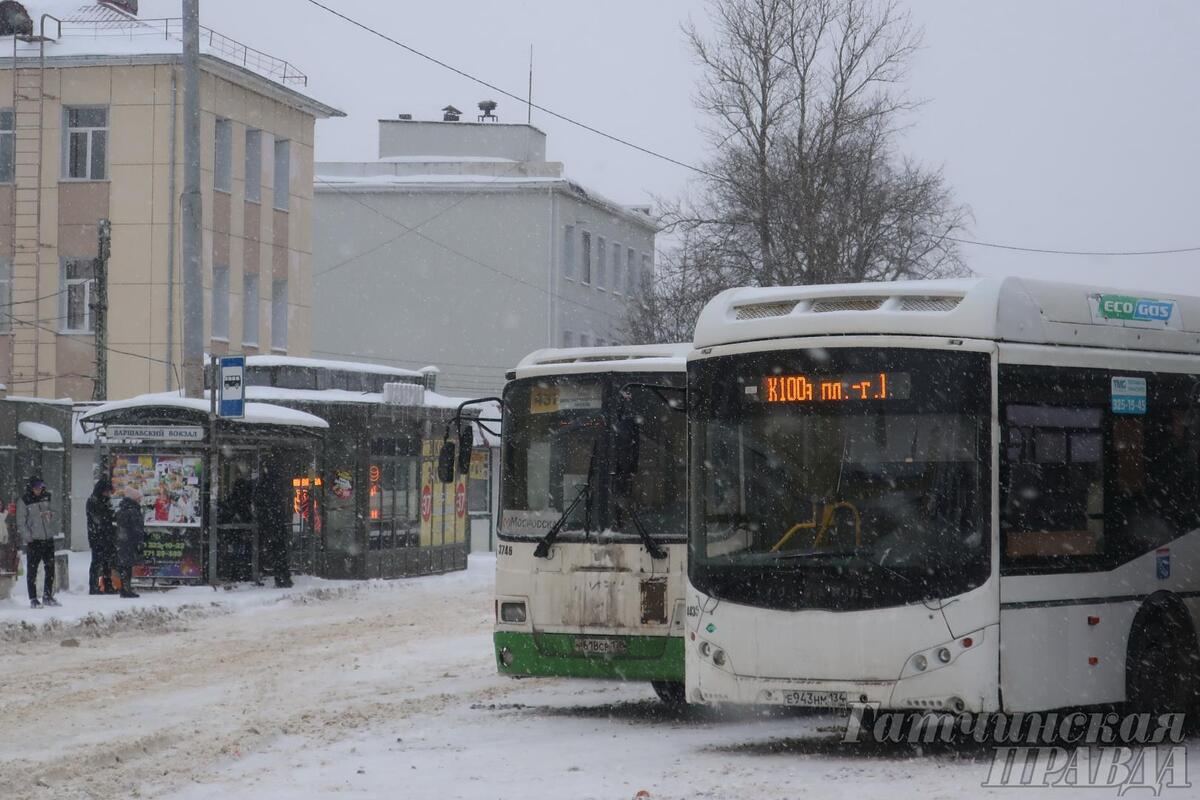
top-left (1001, 404), bottom-right (1105, 566)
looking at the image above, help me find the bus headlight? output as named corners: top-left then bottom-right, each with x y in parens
top-left (699, 641), bottom-right (712, 658)
top-left (936, 647), bottom-right (952, 664)
top-left (500, 602), bottom-right (527, 624)
top-left (912, 654), bottom-right (928, 672)
top-left (712, 648), bottom-right (727, 667)
top-left (901, 629), bottom-right (985, 679)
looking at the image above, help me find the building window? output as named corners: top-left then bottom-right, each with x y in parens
top-left (562, 224), bottom-right (575, 279)
top-left (0, 257), bottom-right (10, 332)
top-left (597, 237), bottom-right (607, 289)
top-left (580, 231), bottom-right (592, 284)
top-left (245, 129), bottom-right (262, 203)
top-left (626, 248), bottom-right (636, 296)
top-left (640, 253), bottom-right (652, 297)
top-left (0, 109), bottom-right (12, 183)
top-left (271, 278), bottom-right (287, 350)
top-left (214, 118), bottom-right (232, 192)
top-left (61, 258), bottom-right (95, 332)
top-left (242, 272), bottom-right (259, 346)
top-left (273, 138), bottom-right (290, 211)
top-left (64, 107), bottom-right (107, 180)
top-left (611, 242), bottom-right (622, 295)
top-left (579, 333), bottom-right (590, 348)
top-left (561, 330), bottom-right (573, 348)
top-left (212, 264), bottom-right (230, 340)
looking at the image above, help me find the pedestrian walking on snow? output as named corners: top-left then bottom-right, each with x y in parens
top-left (19, 477), bottom-right (57, 608)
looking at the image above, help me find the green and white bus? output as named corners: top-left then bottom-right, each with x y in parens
top-left (494, 345), bottom-right (690, 703)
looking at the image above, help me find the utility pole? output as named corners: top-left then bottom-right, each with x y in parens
top-left (91, 218), bottom-right (110, 401)
top-left (181, 0), bottom-right (204, 397)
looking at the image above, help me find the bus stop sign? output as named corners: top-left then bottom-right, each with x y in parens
top-left (219, 356), bottom-right (245, 418)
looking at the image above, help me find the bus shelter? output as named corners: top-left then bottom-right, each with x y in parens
top-left (241, 386), bottom-right (477, 580)
top-left (78, 394), bottom-right (327, 587)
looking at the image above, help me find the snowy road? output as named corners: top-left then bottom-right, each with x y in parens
top-left (1, 556), bottom-right (1196, 799)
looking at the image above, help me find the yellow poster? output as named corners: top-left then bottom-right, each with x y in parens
top-left (530, 385), bottom-right (559, 414)
top-left (419, 439), bottom-right (467, 546)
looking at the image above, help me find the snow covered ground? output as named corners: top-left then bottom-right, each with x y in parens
top-left (1, 554), bottom-right (1195, 799)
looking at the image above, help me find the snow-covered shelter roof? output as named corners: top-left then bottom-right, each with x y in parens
top-left (693, 276), bottom-right (1200, 354)
top-left (3, 2), bottom-right (342, 118)
top-left (242, 386), bottom-right (470, 411)
top-left (513, 344), bottom-right (691, 380)
top-left (79, 392), bottom-right (329, 430)
top-left (245, 355), bottom-right (423, 379)
top-left (17, 421), bottom-right (63, 445)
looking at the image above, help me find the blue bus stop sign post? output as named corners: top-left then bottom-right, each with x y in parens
top-left (218, 356), bottom-right (245, 418)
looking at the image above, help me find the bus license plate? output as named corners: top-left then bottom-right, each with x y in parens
top-left (782, 690), bottom-right (848, 708)
top-left (574, 637), bottom-right (628, 655)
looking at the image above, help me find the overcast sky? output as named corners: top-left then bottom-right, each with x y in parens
top-left (146, 0), bottom-right (1199, 293)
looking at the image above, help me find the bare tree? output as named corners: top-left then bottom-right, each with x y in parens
top-left (627, 0), bottom-right (969, 343)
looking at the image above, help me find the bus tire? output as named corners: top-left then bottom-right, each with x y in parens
top-left (1125, 596), bottom-right (1200, 720)
top-left (651, 681), bottom-right (687, 707)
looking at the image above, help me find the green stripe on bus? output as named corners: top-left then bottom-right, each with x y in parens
top-left (494, 631), bottom-right (685, 682)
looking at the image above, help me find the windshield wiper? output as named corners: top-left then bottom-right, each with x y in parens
top-left (533, 440), bottom-right (599, 559)
top-left (774, 549), bottom-right (918, 588)
top-left (628, 509), bottom-right (668, 560)
top-left (533, 483), bottom-right (592, 558)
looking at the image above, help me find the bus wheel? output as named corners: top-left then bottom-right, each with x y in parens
top-left (1125, 603), bottom-right (1199, 719)
top-left (651, 681), bottom-right (687, 707)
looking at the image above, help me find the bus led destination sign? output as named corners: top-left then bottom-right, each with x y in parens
top-left (763, 372), bottom-right (911, 403)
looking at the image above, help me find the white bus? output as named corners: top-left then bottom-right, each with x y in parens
top-left (494, 345), bottom-right (691, 703)
top-left (685, 277), bottom-right (1200, 715)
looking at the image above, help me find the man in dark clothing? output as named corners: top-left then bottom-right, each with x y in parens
top-left (255, 465), bottom-right (293, 588)
top-left (113, 487), bottom-right (146, 598)
top-left (19, 477), bottom-right (57, 608)
top-left (86, 478), bottom-right (118, 594)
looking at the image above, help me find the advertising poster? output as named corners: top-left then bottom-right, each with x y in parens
top-left (133, 529), bottom-right (204, 580)
top-left (419, 439), bottom-right (467, 546)
top-left (110, 454), bottom-right (203, 527)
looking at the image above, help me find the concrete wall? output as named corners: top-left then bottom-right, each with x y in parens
top-left (378, 120), bottom-right (546, 162)
top-left (312, 186), bottom-right (554, 396)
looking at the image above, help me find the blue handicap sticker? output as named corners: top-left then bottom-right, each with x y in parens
top-left (1156, 549), bottom-right (1170, 580)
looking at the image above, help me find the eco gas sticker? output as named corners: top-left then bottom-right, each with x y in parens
top-left (1089, 294), bottom-right (1181, 330)
top-left (1110, 376), bottom-right (1147, 415)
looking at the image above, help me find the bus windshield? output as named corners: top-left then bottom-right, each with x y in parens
top-left (690, 347), bottom-right (992, 611)
top-left (501, 374), bottom-right (687, 542)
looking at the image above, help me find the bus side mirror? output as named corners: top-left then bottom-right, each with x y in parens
top-left (457, 428), bottom-right (474, 476)
top-left (437, 438), bottom-right (457, 483)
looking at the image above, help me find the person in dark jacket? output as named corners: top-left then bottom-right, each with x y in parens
top-left (19, 477), bottom-right (57, 608)
top-left (86, 478), bottom-right (118, 594)
top-left (255, 463), bottom-right (293, 588)
top-left (113, 487), bottom-right (146, 598)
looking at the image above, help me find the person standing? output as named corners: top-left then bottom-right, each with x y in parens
top-left (113, 487), bottom-right (146, 599)
top-left (18, 477), bottom-right (57, 608)
top-left (255, 463), bottom-right (293, 588)
top-left (86, 478), bottom-right (118, 594)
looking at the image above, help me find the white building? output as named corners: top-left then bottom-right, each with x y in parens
top-left (311, 112), bottom-right (657, 395)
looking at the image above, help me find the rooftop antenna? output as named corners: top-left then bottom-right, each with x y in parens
top-left (527, 44), bottom-right (533, 124)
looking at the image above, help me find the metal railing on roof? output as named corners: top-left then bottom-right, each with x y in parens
top-left (56, 16), bottom-right (308, 86)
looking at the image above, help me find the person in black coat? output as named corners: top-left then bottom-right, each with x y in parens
top-left (255, 463), bottom-right (293, 588)
top-left (113, 487), bottom-right (146, 598)
top-left (86, 478), bottom-right (117, 594)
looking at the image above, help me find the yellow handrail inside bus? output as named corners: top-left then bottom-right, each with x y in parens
top-left (771, 501), bottom-right (862, 553)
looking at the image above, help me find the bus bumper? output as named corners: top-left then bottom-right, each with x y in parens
top-left (494, 631), bottom-right (685, 682)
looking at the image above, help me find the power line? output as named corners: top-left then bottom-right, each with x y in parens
top-left (946, 237), bottom-right (1200, 257)
top-left (304, 0), bottom-right (712, 179)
